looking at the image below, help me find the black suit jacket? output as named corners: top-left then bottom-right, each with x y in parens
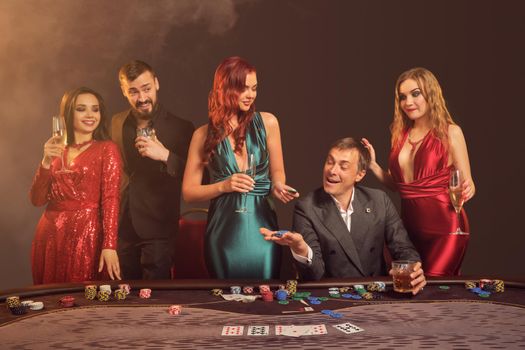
top-left (111, 106), bottom-right (194, 239)
top-left (292, 186), bottom-right (420, 280)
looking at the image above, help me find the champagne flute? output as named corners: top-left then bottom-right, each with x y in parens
top-left (449, 169), bottom-right (468, 235)
top-left (236, 153), bottom-right (255, 213)
top-left (52, 115), bottom-right (71, 173)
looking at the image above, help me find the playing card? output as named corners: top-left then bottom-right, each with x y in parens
top-left (247, 325), bottom-right (269, 336)
top-left (307, 324), bottom-right (327, 335)
top-left (333, 322), bottom-right (364, 334)
top-left (221, 325), bottom-right (244, 336)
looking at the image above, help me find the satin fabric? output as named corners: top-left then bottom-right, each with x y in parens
top-left (205, 112), bottom-right (280, 279)
top-left (389, 130), bottom-right (469, 276)
top-left (29, 141), bottom-right (122, 284)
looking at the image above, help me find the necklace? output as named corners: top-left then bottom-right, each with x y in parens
top-left (407, 133), bottom-right (426, 156)
top-left (70, 139), bottom-right (94, 150)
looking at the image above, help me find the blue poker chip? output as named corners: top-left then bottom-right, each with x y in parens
top-left (310, 299), bottom-right (322, 305)
top-left (307, 296), bottom-right (319, 301)
top-left (321, 309), bottom-right (334, 315)
top-left (471, 287), bottom-right (482, 294)
top-left (272, 230), bottom-right (289, 238)
top-left (350, 294), bottom-right (362, 300)
top-left (331, 313), bottom-right (343, 318)
top-left (341, 294), bottom-right (353, 299)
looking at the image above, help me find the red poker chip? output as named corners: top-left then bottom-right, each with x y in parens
top-left (59, 296), bottom-right (75, 307)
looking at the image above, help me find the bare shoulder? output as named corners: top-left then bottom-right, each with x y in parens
top-left (193, 124), bottom-right (208, 140)
top-left (448, 124), bottom-right (464, 138)
top-left (259, 111), bottom-right (279, 129)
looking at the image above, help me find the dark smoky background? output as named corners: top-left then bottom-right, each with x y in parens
top-left (1, 0), bottom-right (524, 290)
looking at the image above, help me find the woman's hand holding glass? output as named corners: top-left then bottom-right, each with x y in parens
top-left (41, 136), bottom-right (65, 169)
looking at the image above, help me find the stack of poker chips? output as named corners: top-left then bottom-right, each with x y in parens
top-left (261, 291), bottom-right (274, 302)
top-left (28, 301), bottom-right (44, 310)
top-left (97, 290), bottom-right (111, 301)
top-left (339, 286), bottom-right (352, 293)
top-left (85, 285), bottom-right (97, 300)
top-left (354, 284), bottom-right (373, 300)
top-left (230, 286), bottom-right (241, 294)
top-left (118, 283), bottom-right (131, 295)
top-left (366, 282), bottom-right (386, 292)
top-left (139, 288), bottom-right (152, 299)
top-left (242, 286), bottom-right (254, 294)
top-left (259, 285), bottom-right (271, 294)
top-left (464, 281), bottom-right (477, 290)
top-left (211, 288), bottom-right (223, 296)
top-left (6, 296), bottom-right (27, 315)
top-left (493, 280), bottom-right (505, 293)
top-left (275, 289), bottom-right (289, 301)
top-left (285, 280), bottom-right (298, 295)
top-left (328, 287), bottom-right (341, 298)
top-left (59, 296), bottom-right (75, 308)
top-left (167, 305), bottom-right (182, 315)
top-left (114, 289), bottom-right (127, 300)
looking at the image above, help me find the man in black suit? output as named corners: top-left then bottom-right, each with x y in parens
top-left (261, 137), bottom-right (426, 294)
top-left (111, 60), bottom-right (194, 279)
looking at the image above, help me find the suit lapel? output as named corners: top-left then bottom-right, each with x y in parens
top-left (350, 187), bottom-right (373, 270)
top-left (314, 190), bottom-right (365, 276)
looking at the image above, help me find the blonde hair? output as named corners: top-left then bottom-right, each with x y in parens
top-left (390, 67), bottom-right (455, 149)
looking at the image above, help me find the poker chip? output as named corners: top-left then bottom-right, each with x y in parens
top-left (97, 291), bottom-right (111, 302)
top-left (318, 297), bottom-right (329, 301)
top-left (349, 294), bottom-right (362, 300)
top-left (285, 280), bottom-right (298, 295)
top-left (118, 284), bottom-right (131, 295)
top-left (259, 285), bottom-right (271, 293)
top-left (278, 300), bottom-right (289, 305)
top-left (261, 291), bottom-right (274, 302)
top-left (361, 292), bottom-right (373, 300)
top-left (29, 302), bottom-right (44, 311)
top-left (275, 289), bottom-right (288, 301)
top-left (329, 294), bottom-right (341, 298)
top-left (341, 294), bottom-right (353, 299)
top-left (310, 299), bottom-right (322, 305)
top-left (339, 287), bottom-right (351, 293)
top-left (139, 288), bottom-right (152, 299)
top-left (167, 305), bottom-right (182, 315)
top-left (85, 285), bottom-right (97, 300)
top-left (242, 286), bottom-right (254, 294)
top-left (493, 280), bottom-right (505, 293)
top-left (211, 288), bottom-right (223, 296)
top-left (230, 286), bottom-right (241, 294)
top-left (464, 281), bottom-right (477, 290)
top-left (9, 305), bottom-right (27, 315)
top-left (99, 284), bottom-right (112, 293)
top-left (330, 312), bottom-right (343, 318)
top-left (272, 230), bottom-right (289, 238)
top-left (439, 285), bottom-right (450, 290)
top-left (321, 309), bottom-right (334, 315)
top-left (114, 289), bottom-right (127, 300)
top-left (6, 296), bottom-right (21, 309)
top-left (59, 296), bottom-right (75, 308)
top-left (21, 300), bottom-right (34, 307)
top-left (367, 282), bottom-right (386, 292)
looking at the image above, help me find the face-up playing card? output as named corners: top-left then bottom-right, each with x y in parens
top-left (275, 324), bottom-right (327, 337)
top-left (308, 324), bottom-right (327, 335)
top-left (221, 325), bottom-right (244, 336)
top-left (247, 325), bottom-right (269, 336)
top-left (333, 322), bottom-right (364, 334)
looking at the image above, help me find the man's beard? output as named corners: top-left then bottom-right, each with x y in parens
top-left (133, 99), bottom-right (157, 119)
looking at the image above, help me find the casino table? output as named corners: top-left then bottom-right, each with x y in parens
top-left (1, 277), bottom-right (524, 349)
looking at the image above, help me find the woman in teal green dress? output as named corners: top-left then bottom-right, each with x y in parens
top-left (182, 57), bottom-right (299, 279)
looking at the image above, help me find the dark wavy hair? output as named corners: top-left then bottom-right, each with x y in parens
top-left (59, 87), bottom-right (109, 144)
top-left (204, 56), bottom-right (256, 160)
top-left (329, 137), bottom-right (371, 172)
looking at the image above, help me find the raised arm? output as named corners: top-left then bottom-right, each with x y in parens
top-left (361, 137), bottom-right (397, 191)
top-left (182, 125), bottom-right (254, 202)
top-left (261, 112), bottom-right (299, 203)
top-left (448, 124), bottom-right (475, 202)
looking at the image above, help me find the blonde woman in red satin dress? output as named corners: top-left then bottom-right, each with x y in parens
top-left (29, 87), bottom-right (122, 284)
top-left (363, 68), bottom-right (475, 276)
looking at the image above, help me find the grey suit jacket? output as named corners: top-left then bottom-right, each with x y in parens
top-left (292, 186), bottom-right (420, 280)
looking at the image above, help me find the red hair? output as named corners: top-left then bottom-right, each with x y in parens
top-left (204, 56), bottom-right (256, 160)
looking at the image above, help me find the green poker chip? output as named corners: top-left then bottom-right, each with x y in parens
top-left (278, 300), bottom-right (289, 304)
top-left (439, 285), bottom-right (450, 290)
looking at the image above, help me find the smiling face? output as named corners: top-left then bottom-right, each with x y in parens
top-left (121, 70), bottom-right (159, 118)
top-left (323, 147), bottom-right (366, 204)
top-left (72, 93), bottom-right (101, 138)
top-left (238, 71), bottom-right (257, 112)
top-left (398, 78), bottom-right (429, 122)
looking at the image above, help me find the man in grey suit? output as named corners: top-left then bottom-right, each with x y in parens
top-left (261, 137), bottom-right (426, 294)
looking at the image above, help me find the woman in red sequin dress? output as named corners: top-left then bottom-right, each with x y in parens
top-left (30, 87), bottom-right (122, 284)
top-left (363, 68), bottom-right (475, 276)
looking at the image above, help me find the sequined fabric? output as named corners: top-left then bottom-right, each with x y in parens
top-left (29, 140), bottom-right (122, 284)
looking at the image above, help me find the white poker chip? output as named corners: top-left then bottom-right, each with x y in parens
top-left (21, 300), bottom-right (34, 307)
top-left (99, 285), bottom-right (112, 293)
top-left (29, 301), bottom-right (44, 310)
